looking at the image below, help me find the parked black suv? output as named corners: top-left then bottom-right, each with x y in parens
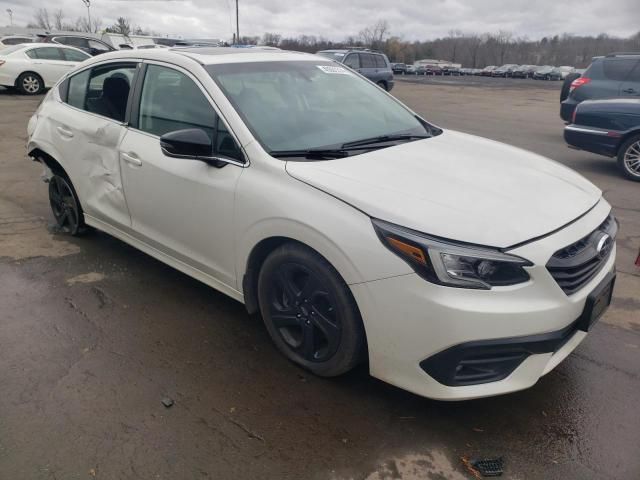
top-left (391, 62), bottom-right (406, 74)
top-left (316, 49), bottom-right (395, 91)
top-left (560, 53), bottom-right (640, 122)
top-left (40, 34), bottom-right (115, 56)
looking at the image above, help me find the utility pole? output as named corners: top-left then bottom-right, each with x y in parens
top-left (235, 0), bottom-right (240, 44)
top-left (6, 8), bottom-right (12, 27)
top-left (81, 0), bottom-right (92, 32)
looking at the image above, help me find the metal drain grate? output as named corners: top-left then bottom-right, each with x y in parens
top-left (471, 457), bottom-right (504, 477)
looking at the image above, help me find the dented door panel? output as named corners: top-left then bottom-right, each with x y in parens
top-left (46, 102), bottom-right (132, 228)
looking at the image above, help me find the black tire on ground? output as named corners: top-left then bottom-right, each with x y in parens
top-left (257, 242), bottom-right (366, 377)
top-left (377, 80), bottom-right (388, 91)
top-left (16, 72), bottom-right (44, 95)
top-left (616, 134), bottom-right (640, 182)
top-left (48, 173), bottom-right (88, 235)
top-left (560, 72), bottom-right (581, 102)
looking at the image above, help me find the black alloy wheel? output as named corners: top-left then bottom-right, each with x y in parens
top-left (268, 262), bottom-right (340, 362)
top-left (48, 174), bottom-right (84, 235)
top-left (257, 243), bottom-right (365, 377)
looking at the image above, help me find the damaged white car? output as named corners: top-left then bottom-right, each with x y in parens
top-left (27, 47), bottom-right (616, 400)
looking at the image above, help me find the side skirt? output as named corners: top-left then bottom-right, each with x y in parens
top-left (84, 214), bottom-right (245, 304)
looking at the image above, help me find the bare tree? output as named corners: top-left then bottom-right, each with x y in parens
top-left (262, 32), bottom-right (282, 47)
top-left (358, 20), bottom-right (390, 49)
top-left (495, 30), bottom-right (513, 65)
top-left (52, 9), bottom-right (65, 31)
top-left (447, 29), bottom-right (463, 62)
top-left (33, 8), bottom-right (53, 30)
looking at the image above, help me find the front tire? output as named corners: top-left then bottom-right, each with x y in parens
top-left (17, 72), bottom-right (44, 95)
top-left (257, 243), bottom-right (365, 377)
top-left (48, 174), bottom-right (87, 235)
top-left (617, 135), bottom-right (640, 182)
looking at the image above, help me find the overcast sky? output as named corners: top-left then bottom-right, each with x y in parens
top-left (3, 0), bottom-right (639, 41)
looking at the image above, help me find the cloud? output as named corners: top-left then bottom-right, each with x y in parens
top-left (3, 0), bottom-right (638, 41)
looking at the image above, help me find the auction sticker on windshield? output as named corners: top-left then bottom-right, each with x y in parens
top-left (317, 65), bottom-right (351, 75)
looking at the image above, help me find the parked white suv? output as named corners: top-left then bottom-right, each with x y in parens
top-left (27, 47), bottom-right (617, 400)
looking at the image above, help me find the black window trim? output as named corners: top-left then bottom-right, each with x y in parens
top-left (128, 59), bottom-right (248, 167)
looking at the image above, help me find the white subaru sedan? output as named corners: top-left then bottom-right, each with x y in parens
top-left (27, 48), bottom-right (617, 400)
top-left (0, 43), bottom-right (90, 95)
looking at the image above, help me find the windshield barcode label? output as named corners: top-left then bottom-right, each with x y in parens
top-left (317, 65), bottom-right (351, 75)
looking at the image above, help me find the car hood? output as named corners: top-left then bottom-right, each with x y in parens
top-left (285, 130), bottom-right (601, 248)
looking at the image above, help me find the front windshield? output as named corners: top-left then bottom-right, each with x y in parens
top-left (206, 61), bottom-right (431, 153)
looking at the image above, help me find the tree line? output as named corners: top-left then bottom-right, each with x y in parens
top-left (26, 8), bottom-right (152, 36)
top-left (262, 21), bottom-right (640, 68)
top-left (24, 9), bottom-right (640, 68)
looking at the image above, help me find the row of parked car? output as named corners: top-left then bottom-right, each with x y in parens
top-left (561, 52), bottom-right (640, 182)
top-left (390, 62), bottom-right (579, 80)
top-left (0, 32), bottom-right (221, 56)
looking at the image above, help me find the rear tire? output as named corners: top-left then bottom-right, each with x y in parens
top-left (48, 173), bottom-right (87, 235)
top-left (376, 80), bottom-right (388, 91)
top-left (17, 72), bottom-right (44, 95)
top-left (617, 134), bottom-right (640, 182)
top-left (560, 72), bottom-right (581, 102)
top-left (257, 243), bottom-right (366, 377)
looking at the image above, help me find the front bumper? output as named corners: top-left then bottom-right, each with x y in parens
top-left (351, 199), bottom-right (615, 400)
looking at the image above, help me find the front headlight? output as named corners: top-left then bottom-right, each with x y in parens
top-left (372, 219), bottom-right (532, 289)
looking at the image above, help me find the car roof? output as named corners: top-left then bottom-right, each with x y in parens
top-left (318, 48), bottom-right (383, 54)
top-left (1, 42), bottom-right (91, 55)
top-left (76, 47), bottom-right (325, 67)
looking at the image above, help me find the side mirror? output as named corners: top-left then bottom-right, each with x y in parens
top-left (160, 128), bottom-right (226, 167)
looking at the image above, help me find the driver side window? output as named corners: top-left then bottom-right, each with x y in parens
top-left (343, 54), bottom-right (360, 69)
top-left (137, 64), bottom-right (243, 161)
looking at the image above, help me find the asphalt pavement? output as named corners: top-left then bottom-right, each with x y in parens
top-left (0, 79), bottom-right (639, 480)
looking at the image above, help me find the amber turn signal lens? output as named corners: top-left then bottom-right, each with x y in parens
top-left (387, 237), bottom-right (428, 266)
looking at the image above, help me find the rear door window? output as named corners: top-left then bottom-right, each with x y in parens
top-left (26, 47), bottom-right (65, 60)
top-left (67, 70), bottom-right (91, 109)
top-left (64, 63), bottom-right (136, 121)
top-left (61, 48), bottom-right (90, 62)
top-left (374, 55), bottom-right (387, 68)
top-left (85, 63), bottom-right (137, 121)
top-left (360, 54), bottom-right (376, 68)
top-left (626, 64), bottom-right (640, 83)
top-left (600, 58), bottom-right (638, 81)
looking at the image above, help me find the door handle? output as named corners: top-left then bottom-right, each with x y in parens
top-left (121, 152), bottom-right (142, 167)
top-left (623, 88), bottom-right (637, 94)
top-left (56, 126), bottom-right (73, 138)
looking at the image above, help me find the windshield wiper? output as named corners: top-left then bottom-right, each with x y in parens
top-left (269, 148), bottom-right (350, 159)
top-left (341, 134), bottom-right (430, 149)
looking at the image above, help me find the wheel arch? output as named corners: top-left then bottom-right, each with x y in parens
top-left (240, 232), bottom-right (363, 316)
top-left (28, 146), bottom-right (66, 176)
top-left (16, 71), bottom-right (44, 88)
top-left (617, 129), bottom-right (640, 155)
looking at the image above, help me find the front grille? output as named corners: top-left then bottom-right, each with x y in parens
top-left (547, 214), bottom-right (617, 295)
